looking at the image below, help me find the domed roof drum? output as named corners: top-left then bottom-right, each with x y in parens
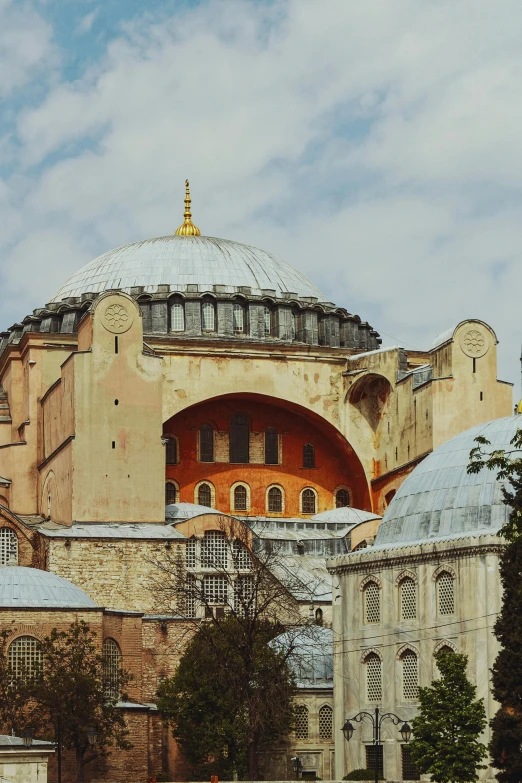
top-left (0, 566), bottom-right (97, 608)
top-left (375, 416), bottom-right (521, 547)
top-left (50, 235), bottom-right (326, 303)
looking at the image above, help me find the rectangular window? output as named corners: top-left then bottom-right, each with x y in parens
top-left (401, 746), bottom-right (420, 780)
top-left (203, 575), bottom-right (227, 605)
top-left (365, 746), bottom-right (383, 776)
top-left (265, 429), bottom-right (279, 464)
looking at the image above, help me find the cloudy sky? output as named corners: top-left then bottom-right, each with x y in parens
top-left (1, 0), bottom-right (521, 391)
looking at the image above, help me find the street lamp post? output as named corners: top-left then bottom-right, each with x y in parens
top-left (291, 755), bottom-right (303, 779)
top-left (341, 707), bottom-right (411, 783)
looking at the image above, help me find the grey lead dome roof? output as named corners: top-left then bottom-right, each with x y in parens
top-left (0, 566), bottom-right (97, 608)
top-left (50, 235), bottom-right (326, 302)
top-left (375, 416), bottom-right (521, 546)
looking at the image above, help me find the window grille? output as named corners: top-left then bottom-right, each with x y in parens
top-left (171, 303), bottom-right (185, 332)
top-left (335, 489), bottom-right (350, 508)
top-left (165, 482), bottom-right (177, 505)
top-left (230, 413), bottom-right (249, 463)
top-left (201, 301), bottom-right (215, 331)
top-left (166, 437), bottom-right (177, 465)
top-left (437, 571), bottom-right (455, 615)
top-left (301, 488), bottom-right (316, 514)
top-left (233, 303), bottom-right (244, 333)
top-left (203, 575), bottom-right (227, 605)
top-left (364, 582), bottom-right (380, 624)
top-left (199, 425), bottom-right (214, 462)
top-left (365, 653), bottom-right (382, 701)
top-left (303, 443), bottom-right (315, 468)
top-left (401, 746), bottom-right (421, 780)
top-left (233, 485), bottom-right (248, 511)
top-left (295, 705), bottom-right (309, 740)
top-left (319, 705), bottom-right (333, 739)
top-left (201, 530), bottom-right (228, 568)
top-left (185, 574), bottom-right (197, 618)
top-left (103, 638), bottom-right (121, 700)
top-left (198, 483), bottom-right (212, 507)
top-left (268, 486), bottom-right (283, 512)
top-left (291, 313), bottom-right (296, 340)
top-left (264, 306), bottom-right (271, 335)
top-left (402, 650), bottom-right (418, 700)
top-left (186, 537), bottom-right (197, 569)
top-left (0, 527), bottom-right (18, 565)
top-left (232, 539), bottom-right (251, 570)
top-left (365, 745), bottom-right (383, 775)
top-left (264, 427), bottom-right (278, 465)
top-left (234, 575), bottom-right (254, 616)
top-left (7, 636), bottom-right (42, 682)
top-left (400, 578), bottom-right (417, 620)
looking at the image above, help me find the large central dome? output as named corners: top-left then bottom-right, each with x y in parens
top-left (51, 235), bottom-right (326, 303)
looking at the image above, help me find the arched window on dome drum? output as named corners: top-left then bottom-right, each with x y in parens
top-left (264, 306), bottom-right (271, 336)
top-left (265, 427), bottom-right (278, 465)
top-left (170, 302), bottom-right (185, 332)
top-left (335, 489), bottom-right (350, 508)
top-left (268, 486), bottom-right (283, 513)
top-left (165, 437), bottom-right (177, 465)
top-left (165, 482), bottom-right (177, 505)
top-left (103, 638), bottom-right (121, 700)
top-left (198, 483), bottom-right (212, 508)
top-left (301, 488), bottom-right (316, 515)
top-left (8, 636), bottom-right (42, 683)
top-left (230, 414), bottom-right (249, 464)
top-left (201, 301), bottom-right (215, 331)
top-left (0, 527), bottom-right (18, 565)
top-left (303, 443), bottom-right (315, 468)
top-left (233, 303), bottom-right (245, 333)
top-left (199, 425), bottom-right (214, 463)
top-left (233, 484), bottom-right (248, 511)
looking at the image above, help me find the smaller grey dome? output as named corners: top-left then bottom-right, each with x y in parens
top-left (375, 416), bottom-right (520, 547)
top-left (166, 501), bottom-right (222, 521)
top-left (312, 507), bottom-right (381, 525)
top-left (0, 567), bottom-right (97, 608)
top-left (272, 626), bottom-right (333, 688)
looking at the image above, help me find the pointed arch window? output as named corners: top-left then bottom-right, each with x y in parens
top-left (437, 571), bottom-right (455, 615)
top-left (401, 649), bottom-right (419, 700)
top-left (335, 488), bottom-right (350, 508)
top-left (103, 638), bottom-right (121, 700)
top-left (400, 577), bottom-right (417, 620)
top-left (301, 488), bottom-right (316, 514)
top-left (265, 427), bottom-right (278, 465)
top-left (199, 425), bottom-right (214, 463)
top-left (364, 581), bottom-right (380, 624)
top-left (365, 652), bottom-right (382, 701)
top-left (267, 486), bottom-right (283, 513)
top-left (230, 413), bottom-right (249, 464)
top-left (303, 443), bottom-right (315, 468)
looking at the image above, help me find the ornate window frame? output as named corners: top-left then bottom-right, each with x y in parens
top-left (300, 486), bottom-right (318, 515)
top-left (195, 480), bottom-right (216, 508)
top-left (266, 484), bottom-right (285, 513)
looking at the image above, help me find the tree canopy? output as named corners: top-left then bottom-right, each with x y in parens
top-left (409, 651), bottom-right (487, 783)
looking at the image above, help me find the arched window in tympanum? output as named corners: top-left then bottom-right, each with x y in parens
top-left (198, 482), bottom-right (212, 508)
top-left (319, 705), bottom-right (333, 740)
top-left (303, 443), bottom-right (315, 468)
top-left (199, 425), bottom-right (214, 463)
top-left (401, 649), bottom-right (419, 700)
top-left (230, 414), bottom-right (249, 464)
top-left (400, 577), bottom-right (417, 620)
top-left (335, 489), bottom-right (350, 508)
top-left (265, 427), bottom-right (278, 465)
top-left (365, 652), bottom-right (382, 702)
top-left (267, 486), bottom-right (283, 513)
top-left (301, 488), bottom-right (316, 515)
top-left (295, 705), bottom-right (309, 740)
top-left (233, 484), bottom-right (248, 512)
top-left (7, 636), bottom-right (42, 683)
top-left (103, 638), bottom-right (122, 700)
top-left (165, 437), bottom-right (178, 465)
top-left (437, 571), bottom-right (455, 616)
top-left (165, 481), bottom-right (177, 505)
top-left (0, 527), bottom-right (18, 565)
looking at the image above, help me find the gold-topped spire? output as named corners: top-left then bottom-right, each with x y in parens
top-left (175, 179), bottom-right (201, 236)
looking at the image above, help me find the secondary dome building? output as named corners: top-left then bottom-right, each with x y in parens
top-left (328, 416), bottom-right (519, 782)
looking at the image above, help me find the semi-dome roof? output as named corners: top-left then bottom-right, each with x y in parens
top-left (0, 566), bottom-right (97, 608)
top-left (375, 416), bottom-right (521, 547)
top-left (50, 235), bottom-right (326, 303)
top-left (312, 507), bottom-right (381, 525)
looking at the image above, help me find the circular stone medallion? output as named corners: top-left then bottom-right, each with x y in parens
top-left (459, 326), bottom-right (489, 358)
top-left (102, 301), bottom-right (134, 334)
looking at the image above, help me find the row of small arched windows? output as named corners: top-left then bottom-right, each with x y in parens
top-left (166, 481), bottom-right (351, 514)
top-left (149, 300), bottom-right (272, 335)
top-left (6, 635), bottom-right (122, 699)
top-left (165, 423), bottom-right (318, 467)
top-left (363, 644), bottom-right (456, 703)
top-left (295, 704), bottom-right (333, 741)
top-left (362, 570), bottom-right (455, 624)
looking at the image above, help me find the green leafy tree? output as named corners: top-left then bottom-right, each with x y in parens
top-left (409, 651), bottom-right (487, 783)
top-left (468, 429), bottom-right (522, 781)
top-left (157, 616), bottom-right (296, 780)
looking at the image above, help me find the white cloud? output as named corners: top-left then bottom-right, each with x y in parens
top-left (0, 0), bottom-right (55, 97)
top-left (2, 0), bottom-right (522, 390)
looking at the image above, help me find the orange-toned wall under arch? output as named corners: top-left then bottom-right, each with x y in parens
top-left (163, 395), bottom-right (370, 516)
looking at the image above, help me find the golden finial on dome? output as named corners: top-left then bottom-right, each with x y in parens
top-left (175, 179), bottom-right (201, 236)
